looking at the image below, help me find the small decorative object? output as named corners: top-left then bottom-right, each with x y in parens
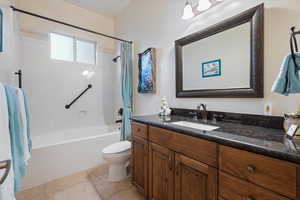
top-left (202, 59), bottom-right (221, 78)
top-left (159, 96), bottom-right (172, 116)
top-left (138, 48), bottom-right (156, 93)
top-left (284, 113), bottom-right (300, 138)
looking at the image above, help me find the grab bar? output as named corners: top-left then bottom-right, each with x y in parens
top-left (65, 84), bottom-right (92, 109)
top-left (0, 160), bottom-right (11, 185)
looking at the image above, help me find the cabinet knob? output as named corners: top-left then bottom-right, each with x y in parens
top-left (169, 155), bottom-right (173, 170)
top-left (137, 128), bottom-right (141, 132)
top-left (247, 165), bottom-right (256, 173)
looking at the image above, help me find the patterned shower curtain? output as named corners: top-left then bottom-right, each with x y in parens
top-left (120, 42), bottom-right (133, 141)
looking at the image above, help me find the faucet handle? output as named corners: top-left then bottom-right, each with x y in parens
top-left (197, 104), bottom-right (207, 110)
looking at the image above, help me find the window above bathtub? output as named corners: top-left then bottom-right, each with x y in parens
top-left (50, 33), bottom-right (96, 65)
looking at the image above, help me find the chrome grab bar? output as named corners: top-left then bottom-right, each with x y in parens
top-left (0, 160), bottom-right (11, 185)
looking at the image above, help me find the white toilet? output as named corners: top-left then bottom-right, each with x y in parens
top-left (102, 141), bottom-right (131, 182)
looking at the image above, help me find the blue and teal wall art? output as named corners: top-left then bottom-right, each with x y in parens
top-left (202, 59), bottom-right (221, 78)
top-left (138, 48), bottom-right (156, 93)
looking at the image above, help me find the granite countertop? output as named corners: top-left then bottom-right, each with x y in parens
top-left (131, 115), bottom-right (300, 164)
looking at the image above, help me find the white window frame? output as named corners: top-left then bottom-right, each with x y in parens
top-left (50, 32), bottom-right (97, 65)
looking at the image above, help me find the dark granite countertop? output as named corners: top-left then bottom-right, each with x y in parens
top-left (131, 115), bottom-right (300, 164)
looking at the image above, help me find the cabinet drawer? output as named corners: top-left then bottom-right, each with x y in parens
top-left (219, 172), bottom-right (290, 200)
top-left (219, 172), bottom-right (288, 200)
top-left (219, 145), bottom-right (298, 199)
top-left (132, 122), bottom-right (148, 139)
top-left (149, 126), bottom-right (218, 167)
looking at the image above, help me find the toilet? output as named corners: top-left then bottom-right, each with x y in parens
top-left (102, 141), bottom-right (131, 182)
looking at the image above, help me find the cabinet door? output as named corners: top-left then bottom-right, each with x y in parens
top-left (149, 142), bottom-right (174, 200)
top-left (132, 136), bottom-right (149, 197)
top-left (175, 153), bottom-right (218, 200)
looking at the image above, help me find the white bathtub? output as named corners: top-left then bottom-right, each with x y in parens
top-left (21, 125), bottom-right (120, 190)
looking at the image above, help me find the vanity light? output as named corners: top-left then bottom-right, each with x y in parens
top-left (197, 0), bottom-right (212, 12)
top-left (182, 0), bottom-right (224, 20)
top-left (182, 0), bottom-right (195, 20)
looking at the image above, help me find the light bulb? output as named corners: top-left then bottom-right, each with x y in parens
top-left (197, 0), bottom-right (212, 12)
top-left (182, 1), bottom-right (195, 20)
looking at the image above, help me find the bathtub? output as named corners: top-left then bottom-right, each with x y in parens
top-left (21, 125), bottom-right (120, 190)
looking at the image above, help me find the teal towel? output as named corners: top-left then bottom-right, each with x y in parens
top-left (4, 84), bottom-right (26, 193)
top-left (22, 89), bottom-right (32, 152)
top-left (272, 53), bottom-right (300, 95)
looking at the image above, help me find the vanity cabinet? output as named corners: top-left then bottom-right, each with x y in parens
top-left (148, 142), bottom-right (217, 200)
top-left (131, 122), bottom-right (149, 197)
top-left (219, 145), bottom-right (298, 200)
top-left (174, 154), bottom-right (218, 200)
top-left (149, 142), bottom-right (174, 200)
top-left (131, 122), bottom-right (300, 200)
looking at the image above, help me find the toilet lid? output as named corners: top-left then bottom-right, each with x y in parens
top-left (102, 141), bottom-right (131, 154)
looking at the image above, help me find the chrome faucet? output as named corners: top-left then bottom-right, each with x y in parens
top-left (197, 104), bottom-right (208, 121)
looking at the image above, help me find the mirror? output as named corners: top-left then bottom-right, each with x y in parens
top-left (175, 4), bottom-right (264, 98)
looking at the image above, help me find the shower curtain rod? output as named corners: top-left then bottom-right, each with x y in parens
top-left (10, 6), bottom-right (133, 44)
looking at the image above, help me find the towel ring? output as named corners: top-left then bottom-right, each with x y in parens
top-left (290, 27), bottom-right (299, 68)
top-left (0, 160), bottom-right (11, 185)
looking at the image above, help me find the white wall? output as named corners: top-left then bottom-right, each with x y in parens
top-left (16, 0), bottom-right (121, 136)
top-left (0, 0), bottom-right (19, 85)
top-left (20, 36), bottom-right (120, 136)
top-left (116, 0), bottom-right (300, 116)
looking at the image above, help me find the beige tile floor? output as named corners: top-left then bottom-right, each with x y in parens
top-left (88, 165), bottom-right (144, 200)
top-left (17, 164), bottom-right (145, 200)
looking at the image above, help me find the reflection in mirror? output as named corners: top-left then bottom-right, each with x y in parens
top-left (183, 22), bottom-right (251, 90)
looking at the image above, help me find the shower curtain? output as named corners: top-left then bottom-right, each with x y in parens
top-left (120, 42), bottom-right (133, 141)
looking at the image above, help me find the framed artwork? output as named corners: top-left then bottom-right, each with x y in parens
top-left (202, 59), bottom-right (221, 78)
top-left (138, 48), bottom-right (156, 93)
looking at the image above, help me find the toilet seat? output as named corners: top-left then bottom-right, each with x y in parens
top-left (102, 141), bottom-right (131, 156)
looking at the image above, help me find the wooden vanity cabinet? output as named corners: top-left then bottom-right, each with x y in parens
top-left (131, 122), bottom-right (300, 200)
top-left (132, 122), bottom-right (218, 200)
top-left (131, 122), bottom-right (149, 197)
top-left (174, 154), bottom-right (218, 200)
top-left (149, 142), bottom-right (174, 200)
top-left (148, 143), bottom-right (218, 200)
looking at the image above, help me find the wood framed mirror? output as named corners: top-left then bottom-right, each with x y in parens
top-left (175, 4), bottom-right (264, 98)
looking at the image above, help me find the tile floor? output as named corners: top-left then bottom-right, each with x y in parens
top-left (16, 164), bottom-right (145, 200)
top-left (88, 166), bottom-right (144, 200)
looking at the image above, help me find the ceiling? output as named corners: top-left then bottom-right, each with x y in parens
top-left (64, 0), bottom-right (132, 16)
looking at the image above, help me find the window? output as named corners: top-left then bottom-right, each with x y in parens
top-left (0, 9), bottom-right (3, 52)
top-left (50, 33), bottom-right (96, 65)
top-left (76, 39), bottom-right (96, 65)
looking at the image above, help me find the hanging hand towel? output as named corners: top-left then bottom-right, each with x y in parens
top-left (0, 83), bottom-right (16, 200)
top-left (22, 89), bottom-right (32, 152)
top-left (17, 89), bottom-right (31, 164)
top-left (4, 84), bottom-right (26, 193)
top-left (271, 52), bottom-right (300, 95)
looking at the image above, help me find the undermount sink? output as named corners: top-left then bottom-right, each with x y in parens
top-left (171, 121), bottom-right (219, 131)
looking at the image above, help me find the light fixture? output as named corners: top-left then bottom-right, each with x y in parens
top-left (182, 0), bottom-right (195, 20)
top-left (182, 0), bottom-right (224, 20)
top-left (197, 0), bottom-right (212, 12)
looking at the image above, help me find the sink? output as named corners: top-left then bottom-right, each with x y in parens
top-left (171, 121), bottom-right (219, 131)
